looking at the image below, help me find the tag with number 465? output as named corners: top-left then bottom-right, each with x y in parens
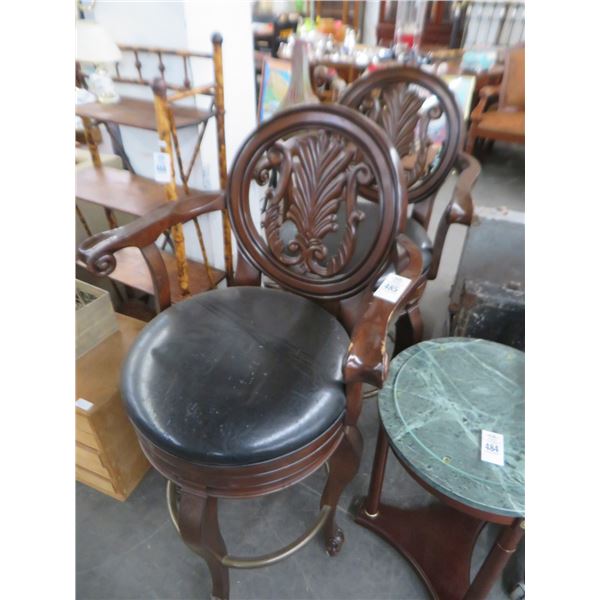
top-left (481, 430), bottom-right (504, 466)
top-left (373, 273), bottom-right (412, 303)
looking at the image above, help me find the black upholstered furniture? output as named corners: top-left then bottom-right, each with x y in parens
top-left (123, 286), bottom-right (349, 465)
top-left (78, 105), bottom-right (423, 599)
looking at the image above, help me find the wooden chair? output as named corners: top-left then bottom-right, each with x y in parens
top-left (466, 45), bottom-right (525, 155)
top-left (78, 105), bottom-right (423, 599)
top-left (338, 66), bottom-right (481, 349)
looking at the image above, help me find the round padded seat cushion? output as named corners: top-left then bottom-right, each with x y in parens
top-left (122, 286), bottom-right (349, 466)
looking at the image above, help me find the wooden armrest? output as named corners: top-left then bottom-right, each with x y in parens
top-left (344, 234), bottom-right (423, 388)
top-left (479, 84), bottom-right (501, 99)
top-left (428, 152), bottom-right (480, 280)
top-left (77, 191), bottom-right (225, 277)
top-left (470, 85), bottom-right (501, 122)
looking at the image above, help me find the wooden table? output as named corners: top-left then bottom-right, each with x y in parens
top-left (76, 313), bottom-right (150, 501)
top-left (356, 338), bottom-right (525, 600)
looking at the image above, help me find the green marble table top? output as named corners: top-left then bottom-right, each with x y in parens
top-left (379, 337), bottom-right (524, 518)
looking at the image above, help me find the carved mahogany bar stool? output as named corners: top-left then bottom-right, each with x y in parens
top-left (78, 105), bottom-right (424, 599)
top-left (355, 338), bottom-right (524, 600)
top-left (339, 66), bottom-right (481, 350)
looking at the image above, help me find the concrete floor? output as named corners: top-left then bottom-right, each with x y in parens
top-left (76, 142), bottom-right (525, 600)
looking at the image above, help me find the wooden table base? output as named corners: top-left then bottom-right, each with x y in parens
top-left (355, 425), bottom-right (524, 600)
top-left (355, 502), bottom-right (484, 600)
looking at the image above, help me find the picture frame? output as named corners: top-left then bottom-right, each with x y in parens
top-left (424, 73), bottom-right (477, 145)
top-left (442, 73), bottom-right (477, 121)
top-left (257, 55), bottom-right (292, 123)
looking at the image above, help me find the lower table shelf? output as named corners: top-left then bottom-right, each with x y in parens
top-left (355, 500), bottom-right (485, 600)
top-left (76, 166), bottom-right (222, 218)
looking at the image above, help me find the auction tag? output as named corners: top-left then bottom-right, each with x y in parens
top-left (76, 398), bottom-right (94, 412)
top-left (481, 430), bottom-right (504, 466)
top-left (152, 152), bottom-right (171, 183)
top-left (373, 273), bottom-right (412, 303)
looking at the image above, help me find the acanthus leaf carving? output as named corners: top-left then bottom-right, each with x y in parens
top-left (255, 131), bottom-right (370, 277)
top-left (360, 83), bottom-right (442, 188)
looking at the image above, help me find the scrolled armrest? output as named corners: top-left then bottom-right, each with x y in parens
top-left (470, 84), bottom-right (501, 123)
top-left (344, 234), bottom-right (423, 388)
top-left (479, 84), bottom-right (501, 100)
top-left (77, 191), bottom-right (225, 276)
top-left (428, 152), bottom-right (480, 280)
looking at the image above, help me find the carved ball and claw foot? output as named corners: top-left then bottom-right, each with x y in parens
top-left (320, 426), bottom-right (363, 558)
top-left (325, 526), bottom-right (345, 556)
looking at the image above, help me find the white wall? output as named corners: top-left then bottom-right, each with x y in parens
top-left (182, 1), bottom-right (257, 269)
top-left (90, 0), bottom-right (257, 271)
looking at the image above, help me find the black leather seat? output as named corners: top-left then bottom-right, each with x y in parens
top-left (404, 217), bottom-right (433, 273)
top-left (317, 200), bottom-right (432, 279)
top-left (122, 286), bottom-right (349, 466)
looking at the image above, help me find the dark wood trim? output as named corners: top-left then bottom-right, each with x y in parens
top-left (355, 422), bottom-right (524, 599)
top-left (339, 65), bottom-right (464, 205)
top-left (356, 501), bottom-right (485, 600)
top-left (227, 104), bottom-right (406, 302)
top-left (135, 417), bottom-right (345, 498)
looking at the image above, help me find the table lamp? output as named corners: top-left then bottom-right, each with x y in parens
top-left (76, 19), bottom-right (122, 104)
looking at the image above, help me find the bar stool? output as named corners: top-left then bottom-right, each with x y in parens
top-left (78, 104), bottom-right (424, 599)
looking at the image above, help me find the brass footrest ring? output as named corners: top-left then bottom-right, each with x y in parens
top-left (166, 478), bottom-right (181, 534)
top-left (166, 480), bottom-right (332, 569)
top-left (222, 505), bottom-right (331, 569)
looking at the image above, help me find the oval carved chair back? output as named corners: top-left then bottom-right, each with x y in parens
top-left (228, 104), bottom-right (408, 305)
top-left (338, 66), bottom-right (463, 205)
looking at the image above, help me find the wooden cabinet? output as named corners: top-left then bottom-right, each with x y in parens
top-left (76, 314), bottom-right (150, 501)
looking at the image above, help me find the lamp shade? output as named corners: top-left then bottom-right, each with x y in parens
top-left (76, 20), bottom-right (122, 64)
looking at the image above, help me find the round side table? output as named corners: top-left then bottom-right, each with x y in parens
top-left (355, 338), bottom-right (524, 600)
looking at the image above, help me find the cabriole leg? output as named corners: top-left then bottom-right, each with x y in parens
top-left (320, 425), bottom-right (363, 556)
top-left (178, 488), bottom-right (230, 600)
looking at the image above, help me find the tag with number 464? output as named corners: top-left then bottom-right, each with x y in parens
top-left (481, 430), bottom-right (504, 466)
top-left (153, 151), bottom-right (171, 183)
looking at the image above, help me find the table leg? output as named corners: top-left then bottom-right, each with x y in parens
top-left (355, 424), bottom-right (485, 600)
top-left (364, 424), bottom-right (389, 516)
top-left (465, 518), bottom-right (525, 600)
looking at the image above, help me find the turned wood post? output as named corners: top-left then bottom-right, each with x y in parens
top-left (465, 518), bottom-right (525, 600)
top-left (81, 116), bottom-right (101, 167)
top-left (212, 32), bottom-right (233, 284)
top-left (81, 115), bottom-right (118, 229)
top-left (364, 424), bottom-right (389, 516)
top-left (152, 77), bottom-right (191, 298)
